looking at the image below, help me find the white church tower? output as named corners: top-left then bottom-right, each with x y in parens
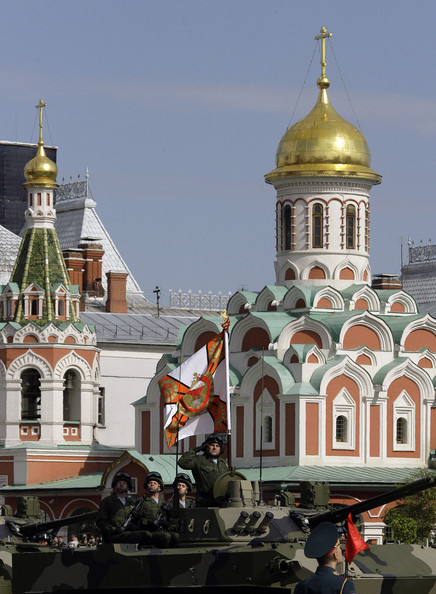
top-left (265, 28), bottom-right (381, 288)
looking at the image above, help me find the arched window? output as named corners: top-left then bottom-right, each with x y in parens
top-left (21, 369), bottom-right (41, 420)
top-left (312, 204), bottom-right (323, 248)
top-left (283, 205), bottom-right (292, 250)
top-left (396, 417), bottom-right (407, 444)
top-left (346, 204), bottom-right (356, 249)
top-left (63, 370), bottom-right (81, 422)
top-left (335, 415), bottom-right (347, 442)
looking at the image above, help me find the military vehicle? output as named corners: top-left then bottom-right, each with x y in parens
top-left (1, 473), bottom-right (436, 593)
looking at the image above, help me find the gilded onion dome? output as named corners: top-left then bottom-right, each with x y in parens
top-left (24, 99), bottom-right (58, 189)
top-left (265, 29), bottom-right (381, 185)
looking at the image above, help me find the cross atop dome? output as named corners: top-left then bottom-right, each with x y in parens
top-left (314, 27), bottom-right (332, 90)
top-left (35, 99), bottom-right (47, 147)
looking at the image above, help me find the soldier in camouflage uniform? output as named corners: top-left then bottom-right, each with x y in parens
top-left (95, 471), bottom-right (152, 545)
top-left (155, 473), bottom-right (195, 543)
top-left (178, 433), bottom-right (228, 507)
top-left (137, 471), bottom-right (172, 547)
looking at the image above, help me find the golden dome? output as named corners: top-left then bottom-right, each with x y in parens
top-left (23, 99), bottom-right (58, 189)
top-left (265, 29), bottom-right (381, 185)
top-left (24, 144), bottom-right (58, 188)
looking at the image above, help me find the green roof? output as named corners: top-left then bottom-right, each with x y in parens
top-left (9, 227), bottom-right (78, 325)
top-left (239, 465), bottom-right (435, 487)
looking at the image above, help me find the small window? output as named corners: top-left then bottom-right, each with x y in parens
top-left (346, 204), bottom-right (356, 249)
top-left (283, 205), bottom-right (292, 250)
top-left (37, 193), bottom-right (42, 206)
top-left (396, 417), bottom-right (407, 444)
top-left (31, 299), bottom-right (38, 316)
top-left (59, 300), bottom-right (65, 317)
top-left (312, 204), bottom-right (323, 248)
top-left (336, 415), bottom-right (347, 442)
top-left (365, 209), bottom-right (370, 252)
top-left (98, 387), bottom-right (105, 426)
top-left (264, 416), bottom-right (273, 443)
top-left (46, 193), bottom-right (50, 206)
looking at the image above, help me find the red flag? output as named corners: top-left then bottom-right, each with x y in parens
top-left (345, 513), bottom-right (369, 564)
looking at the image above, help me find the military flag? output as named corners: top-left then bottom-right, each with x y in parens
top-left (159, 316), bottom-right (230, 448)
top-left (345, 513), bottom-right (369, 564)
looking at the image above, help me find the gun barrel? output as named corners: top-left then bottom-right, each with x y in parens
top-left (308, 476), bottom-right (436, 528)
top-left (20, 510), bottom-right (98, 536)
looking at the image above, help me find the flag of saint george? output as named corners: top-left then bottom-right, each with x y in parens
top-left (159, 320), bottom-right (230, 448)
top-left (345, 513), bottom-right (369, 564)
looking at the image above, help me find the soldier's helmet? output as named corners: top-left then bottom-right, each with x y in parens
top-left (144, 471), bottom-right (164, 490)
top-left (203, 432), bottom-right (225, 454)
top-left (111, 471), bottom-right (133, 491)
top-left (173, 472), bottom-right (193, 492)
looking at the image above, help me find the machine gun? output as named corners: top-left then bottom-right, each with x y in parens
top-left (18, 510), bottom-right (98, 538)
top-left (305, 475), bottom-right (436, 528)
top-left (122, 497), bottom-right (144, 530)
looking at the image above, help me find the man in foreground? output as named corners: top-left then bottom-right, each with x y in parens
top-left (295, 522), bottom-right (356, 594)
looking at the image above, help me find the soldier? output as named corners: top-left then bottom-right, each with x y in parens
top-left (295, 522), bottom-right (356, 594)
top-left (137, 471), bottom-right (172, 547)
top-left (172, 473), bottom-right (195, 509)
top-left (155, 473), bottom-right (195, 542)
top-left (95, 471), bottom-right (151, 545)
top-left (178, 433), bottom-right (228, 507)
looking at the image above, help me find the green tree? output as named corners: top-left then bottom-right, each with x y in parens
top-left (383, 469), bottom-right (436, 544)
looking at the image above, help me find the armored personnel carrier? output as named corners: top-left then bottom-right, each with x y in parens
top-left (1, 474), bottom-right (436, 593)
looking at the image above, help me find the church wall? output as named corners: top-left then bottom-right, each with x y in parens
top-left (97, 343), bottom-right (172, 448)
top-left (326, 375), bottom-right (360, 458)
top-left (386, 376), bottom-right (421, 459)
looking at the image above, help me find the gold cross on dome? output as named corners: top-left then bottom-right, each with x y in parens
top-left (314, 27), bottom-right (332, 78)
top-left (35, 99), bottom-right (47, 145)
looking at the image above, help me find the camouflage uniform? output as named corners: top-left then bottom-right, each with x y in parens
top-left (96, 493), bottom-right (151, 544)
top-left (137, 494), bottom-right (172, 548)
top-left (178, 449), bottom-right (228, 506)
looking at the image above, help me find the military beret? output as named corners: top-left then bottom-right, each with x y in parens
top-left (304, 522), bottom-right (340, 559)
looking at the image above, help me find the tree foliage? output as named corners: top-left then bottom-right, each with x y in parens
top-left (383, 469), bottom-right (436, 544)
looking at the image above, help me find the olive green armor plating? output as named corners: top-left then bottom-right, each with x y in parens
top-left (1, 477), bottom-right (436, 592)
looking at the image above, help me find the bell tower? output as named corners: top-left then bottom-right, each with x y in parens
top-left (0, 100), bottom-right (100, 449)
top-left (265, 28), bottom-right (381, 288)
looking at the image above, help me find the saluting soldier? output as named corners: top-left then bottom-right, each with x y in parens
top-left (295, 522), bottom-right (356, 594)
top-left (178, 433), bottom-right (228, 507)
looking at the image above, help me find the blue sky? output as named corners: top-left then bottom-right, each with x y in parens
top-left (2, 1), bottom-right (436, 303)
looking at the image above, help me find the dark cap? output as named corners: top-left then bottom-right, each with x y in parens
top-left (173, 472), bottom-right (193, 492)
top-left (304, 522), bottom-right (340, 559)
top-left (111, 471), bottom-right (133, 491)
top-left (144, 471), bottom-right (164, 490)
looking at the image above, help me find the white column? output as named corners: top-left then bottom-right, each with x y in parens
top-left (39, 379), bottom-right (64, 445)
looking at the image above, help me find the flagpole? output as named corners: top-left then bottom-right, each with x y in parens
top-left (223, 317), bottom-right (232, 469)
top-left (258, 348), bottom-right (264, 504)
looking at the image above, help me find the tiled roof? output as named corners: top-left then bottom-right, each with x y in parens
top-left (0, 226), bottom-right (20, 284)
top-left (2, 462), bottom-right (429, 492)
top-left (239, 465), bottom-right (435, 486)
top-left (81, 311), bottom-right (201, 345)
top-left (10, 228), bottom-right (77, 324)
top-left (55, 193), bottom-right (143, 296)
